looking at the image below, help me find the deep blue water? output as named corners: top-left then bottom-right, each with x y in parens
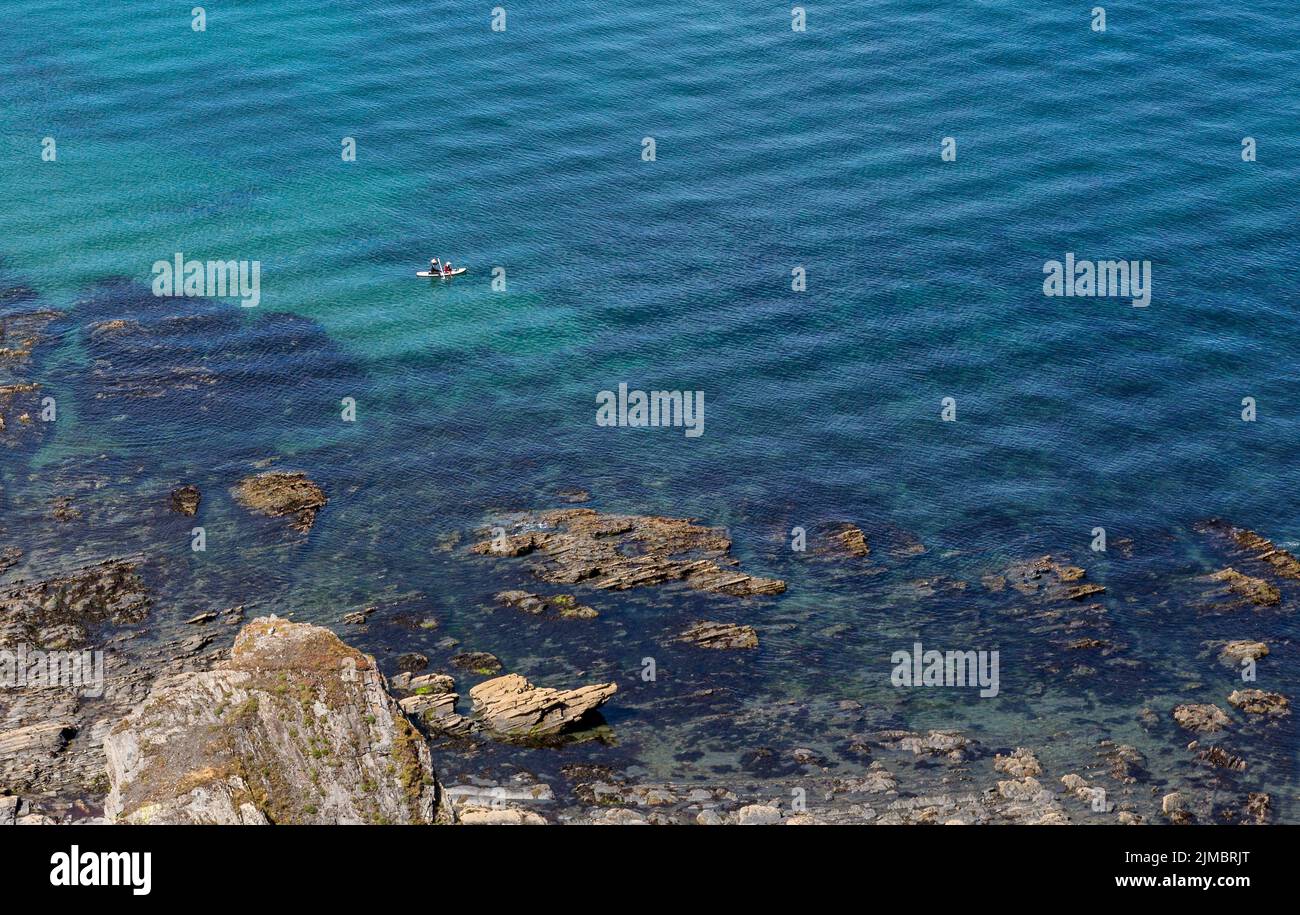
top-left (1, 1), bottom-right (1298, 812)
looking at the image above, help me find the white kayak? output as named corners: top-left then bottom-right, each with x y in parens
top-left (417, 267), bottom-right (467, 278)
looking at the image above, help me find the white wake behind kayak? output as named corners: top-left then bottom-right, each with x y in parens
top-left (417, 267), bottom-right (467, 278)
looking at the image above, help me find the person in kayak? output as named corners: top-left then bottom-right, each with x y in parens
top-left (429, 258), bottom-right (441, 273)
top-left (442, 261), bottom-right (453, 274)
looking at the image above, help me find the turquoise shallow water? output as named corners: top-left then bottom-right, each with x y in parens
top-left (2, 1), bottom-right (1298, 816)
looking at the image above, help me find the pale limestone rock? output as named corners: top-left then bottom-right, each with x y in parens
top-left (993, 747), bottom-right (1042, 778)
top-left (734, 804), bottom-right (782, 825)
top-left (457, 805), bottom-right (547, 825)
top-left (468, 673), bottom-right (616, 737)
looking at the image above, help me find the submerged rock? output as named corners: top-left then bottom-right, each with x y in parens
top-left (232, 471), bottom-right (327, 533)
top-left (993, 748), bottom-right (1042, 778)
top-left (104, 616), bottom-right (450, 825)
top-left (1172, 703), bottom-right (1230, 733)
top-left (678, 621), bottom-right (759, 650)
top-left (0, 556), bottom-right (149, 649)
top-left (496, 590), bottom-right (548, 614)
top-left (451, 651), bottom-right (503, 675)
top-left (1243, 792), bottom-right (1271, 824)
top-left (828, 523), bottom-right (870, 558)
top-left (495, 590), bottom-right (597, 620)
top-left (1222, 524), bottom-right (1300, 580)
top-left (468, 673), bottom-right (616, 737)
top-left (71, 282), bottom-right (368, 451)
top-left (1004, 555), bottom-right (1088, 598)
top-left (169, 485), bottom-right (201, 517)
top-left (1206, 568), bottom-right (1280, 607)
top-left (1000, 596), bottom-right (1118, 674)
top-left (1219, 640), bottom-right (1269, 663)
top-left (1197, 745), bottom-right (1247, 771)
top-left (0, 308), bottom-right (62, 451)
top-left (471, 508), bottom-right (785, 597)
top-left (396, 651), bottom-right (429, 673)
top-left (1100, 742), bottom-right (1148, 783)
top-left (1227, 689), bottom-right (1290, 717)
top-left (873, 729), bottom-right (975, 762)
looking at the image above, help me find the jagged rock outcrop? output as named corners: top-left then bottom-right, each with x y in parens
top-left (828, 523), bottom-right (870, 558)
top-left (0, 308), bottom-right (62, 451)
top-left (0, 557), bottom-right (149, 649)
top-left (993, 748), bottom-right (1042, 778)
top-left (1206, 568), bottom-right (1280, 607)
top-left (1196, 522), bottom-right (1300, 579)
top-left (471, 508), bottom-right (785, 597)
top-left (468, 673), bottom-right (616, 737)
top-left (0, 557), bottom-right (230, 803)
top-left (1172, 703), bottom-right (1229, 733)
top-left (396, 673), bottom-right (474, 736)
top-left (1000, 555), bottom-right (1104, 601)
top-left (1097, 741), bottom-right (1148, 783)
top-left (232, 471), bottom-right (327, 533)
top-left (1220, 524), bottom-right (1300, 579)
top-left (1197, 745), bottom-right (1247, 771)
top-left (1227, 689), bottom-right (1290, 717)
top-left (169, 485), bottom-right (201, 516)
top-left (104, 616), bottom-right (449, 825)
top-left (678, 621), bottom-right (759, 649)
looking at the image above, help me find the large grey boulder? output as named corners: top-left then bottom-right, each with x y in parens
top-left (104, 616), bottom-right (449, 825)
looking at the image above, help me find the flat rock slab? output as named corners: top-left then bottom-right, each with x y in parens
top-left (469, 673), bottom-right (616, 737)
top-left (472, 508), bottom-right (785, 597)
top-left (679, 621), bottom-right (759, 649)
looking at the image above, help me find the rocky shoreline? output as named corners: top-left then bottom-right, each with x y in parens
top-left (1, 290), bottom-right (1296, 826)
top-left (1, 499), bottom-right (1293, 824)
